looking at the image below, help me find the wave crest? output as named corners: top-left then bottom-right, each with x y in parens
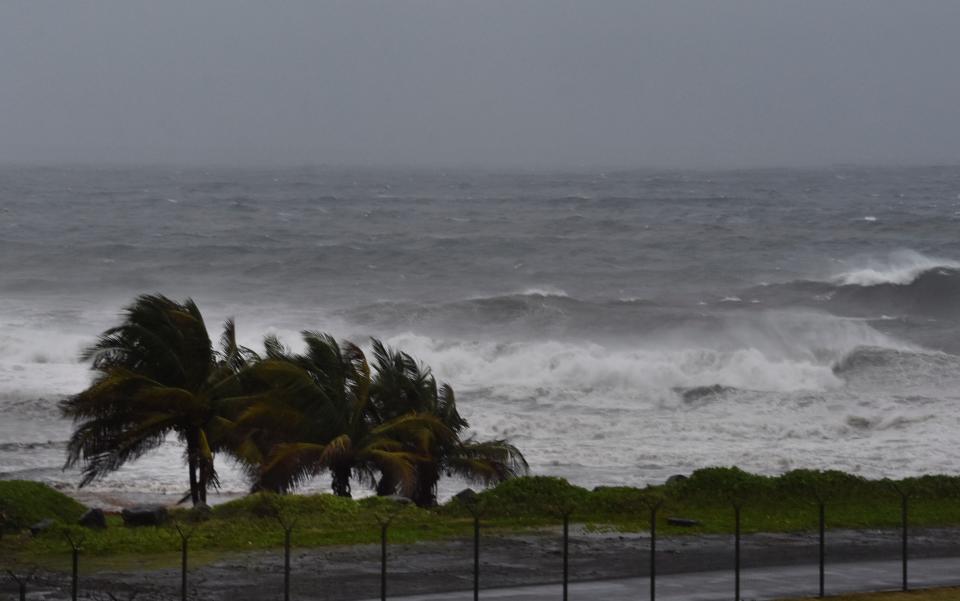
top-left (747, 251), bottom-right (960, 320)
top-left (832, 250), bottom-right (960, 286)
top-left (381, 333), bottom-right (845, 402)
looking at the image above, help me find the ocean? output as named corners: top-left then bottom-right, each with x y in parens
top-left (2, 164), bottom-right (959, 507)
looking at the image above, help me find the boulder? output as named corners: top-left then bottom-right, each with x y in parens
top-left (665, 474), bottom-right (688, 486)
top-left (384, 494), bottom-right (413, 506)
top-left (188, 503), bottom-right (213, 522)
top-left (79, 508), bottom-right (107, 530)
top-left (121, 505), bottom-right (169, 527)
top-left (453, 488), bottom-right (479, 505)
top-left (29, 518), bottom-right (55, 536)
top-left (666, 517), bottom-right (701, 527)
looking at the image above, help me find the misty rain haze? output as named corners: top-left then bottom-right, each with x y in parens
top-left (3, 0), bottom-right (960, 547)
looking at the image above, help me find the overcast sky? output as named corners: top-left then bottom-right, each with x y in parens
top-left (2, 1), bottom-right (959, 169)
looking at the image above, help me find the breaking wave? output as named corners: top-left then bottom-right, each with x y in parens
top-left (747, 252), bottom-right (960, 320)
top-left (381, 332), bottom-right (878, 404)
top-left (832, 250), bottom-right (960, 286)
top-left (831, 346), bottom-right (960, 390)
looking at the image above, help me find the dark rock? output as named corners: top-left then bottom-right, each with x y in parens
top-left (678, 384), bottom-right (736, 404)
top-left (666, 517), bottom-right (701, 527)
top-left (188, 503), bottom-right (213, 523)
top-left (453, 488), bottom-right (479, 505)
top-left (665, 474), bottom-right (688, 485)
top-left (384, 494), bottom-right (413, 506)
top-left (121, 505), bottom-right (169, 527)
top-left (29, 518), bottom-right (55, 536)
top-left (79, 508), bottom-right (107, 529)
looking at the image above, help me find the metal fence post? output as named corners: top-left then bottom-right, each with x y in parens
top-left (562, 511), bottom-right (570, 601)
top-left (285, 526), bottom-right (292, 601)
top-left (644, 499), bottom-right (663, 601)
top-left (473, 513), bottom-right (480, 601)
top-left (182, 535), bottom-right (189, 601)
top-left (375, 502), bottom-right (409, 601)
top-left (380, 522), bottom-right (388, 601)
top-left (64, 532), bottom-right (84, 601)
top-left (901, 495), bottom-right (909, 590)
top-left (174, 523), bottom-right (194, 601)
top-left (462, 496), bottom-right (485, 601)
top-left (5, 570), bottom-right (33, 601)
top-left (818, 501), bottom-right (825, 598)
top-left (888, 484), bottom-right (909, 592)
top-left (272, 510), bottom-right (297, 601)
top-left (733, 503), bottom-right (741, 601)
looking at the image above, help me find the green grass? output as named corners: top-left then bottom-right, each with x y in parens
top-left (0, 480), bottom-right (86, 531)
top-left (3, 467), bottom-right (960, 569)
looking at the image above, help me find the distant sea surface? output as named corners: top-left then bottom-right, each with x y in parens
top-left (2, 165), bottom-right (960, 507)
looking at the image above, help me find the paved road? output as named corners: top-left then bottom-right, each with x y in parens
top-left (360, 557), bottom-right (960, 601)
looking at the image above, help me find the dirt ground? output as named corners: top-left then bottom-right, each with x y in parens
top-left (8, 526), bottom-right (960, 601)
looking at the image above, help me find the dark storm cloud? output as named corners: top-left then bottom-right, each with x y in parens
top-left (2, 1), bottom-right (959, 168)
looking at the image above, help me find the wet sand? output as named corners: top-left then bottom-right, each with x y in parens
top-left (15, 526), bottom-right (960, 600)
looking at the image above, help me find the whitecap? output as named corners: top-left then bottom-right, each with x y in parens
top-left (516, 286), bottom-right (569, 298)
top-left (832, 250), bottom-right (960, 286)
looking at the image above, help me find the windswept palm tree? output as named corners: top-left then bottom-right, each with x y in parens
top-left (230, 332), bottom-right (450, 497)
top-left (60, 294), bottom-right (254, 505)
top-left (369, 340), bottom-right (529, 506)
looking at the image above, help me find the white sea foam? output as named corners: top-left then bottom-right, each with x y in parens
top-left (515, 286), bottom-right (570, 298)
top-left (387, 335), bottom-right (843, 398)
top-left (832, 250), bottom-right (960, 286)
top-left (382, 312), bottom-right (904, 401)
top-left (373, 317), bottom-right (955, 492)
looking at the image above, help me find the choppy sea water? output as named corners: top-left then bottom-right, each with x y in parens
top-left (2, 165), bottom-right (960, 506)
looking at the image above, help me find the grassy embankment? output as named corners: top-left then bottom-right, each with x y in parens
top-left (2, 467), bottom-right (960, 569)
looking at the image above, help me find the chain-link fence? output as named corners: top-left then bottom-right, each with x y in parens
top-left (2, 489), bottom-right (951, 601)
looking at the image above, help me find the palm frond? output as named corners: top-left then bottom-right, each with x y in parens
top-left (446, 438), bottom-right (529, 485)
top-left (259, 442), bottom-right (331, 493)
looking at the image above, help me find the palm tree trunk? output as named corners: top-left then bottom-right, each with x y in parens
top-left (412, 464), bottom-right (440, 508)
top-left (376, 473), bottom-right (397, 496)
top-left (187, 452), bottom-right (200, 506)
top-left (199, 465), bottom-right (208, 505)
top-left (186, 430), bottom-right (200, 506)
top-left (331, 466), bottom-right (352, 497)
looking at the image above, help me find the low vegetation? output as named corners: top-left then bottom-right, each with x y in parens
top-left (3, 467), bottom-right (960, 566)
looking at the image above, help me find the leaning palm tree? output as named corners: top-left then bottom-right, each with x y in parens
top-left (410, 385), bottom-right (527, 507)
top-left (230, 332), bottom-right (449, 497)
top-left (368, 340), bottom-right (529, 506)
top-left (60, 294), bottom-right (253, 505)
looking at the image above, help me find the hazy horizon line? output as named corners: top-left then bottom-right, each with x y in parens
top-left (3, 158), bottom-right (959, 176)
